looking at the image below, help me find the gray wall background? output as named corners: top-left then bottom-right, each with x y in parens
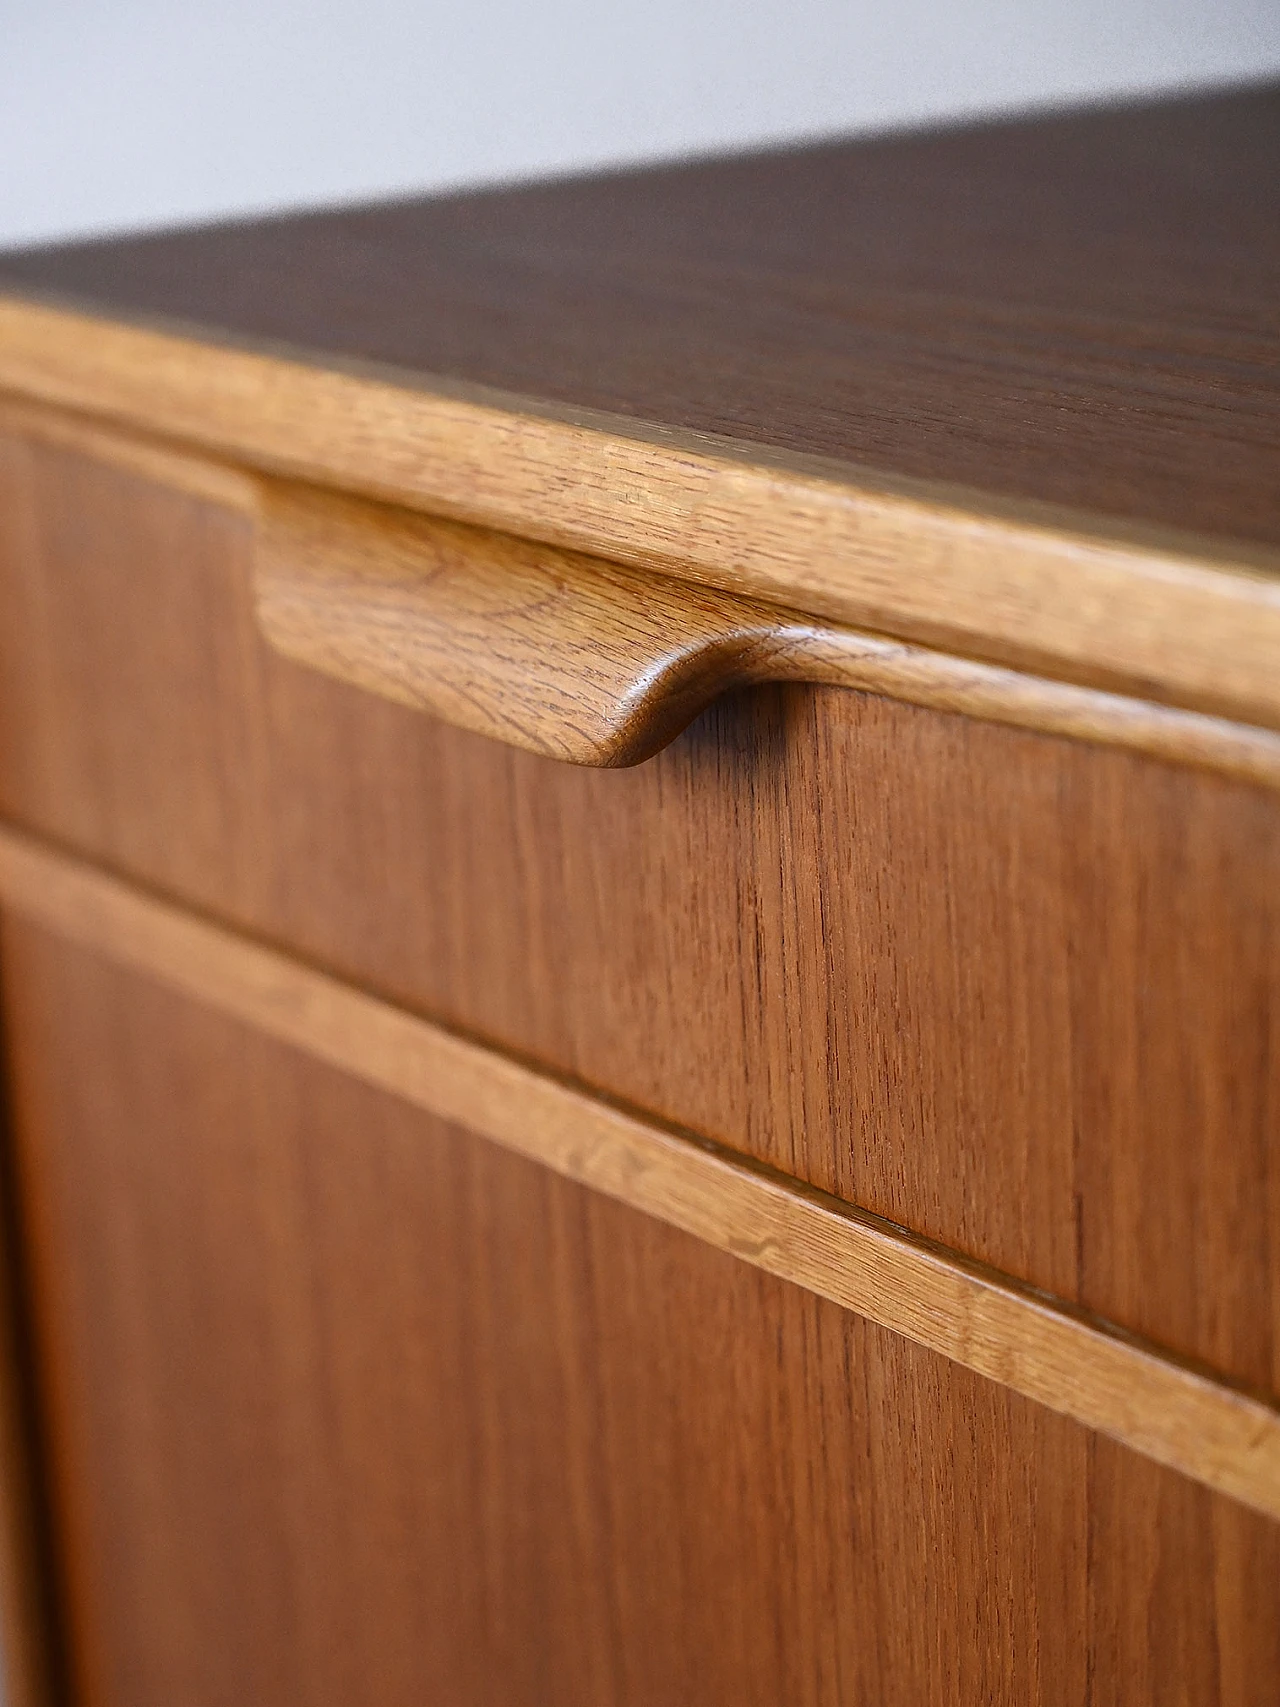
top-left (3, 0), bottom-right (1280, 249)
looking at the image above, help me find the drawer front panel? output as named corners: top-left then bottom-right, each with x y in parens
top-left (4, 916), bottom-right (1279, 1707)
top-left (1, 425), bottom-right (1278, 1399)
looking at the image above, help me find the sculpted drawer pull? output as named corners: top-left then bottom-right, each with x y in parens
top-left (253, 479), bottom-right (893, 767)
top-left (255, 479), bottom-right (1280, 783)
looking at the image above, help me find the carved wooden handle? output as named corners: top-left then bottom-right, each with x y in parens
top-left (254, 480), bottom-right (1280, 783)
top-left (254, 482), bottom-right (870, 766)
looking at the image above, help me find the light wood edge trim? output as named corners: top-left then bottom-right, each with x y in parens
top-left (2, 392), bottom-right (1277, 787)
top-left (0, 822), bottom-right (1277, 1520)
top-left (2, 296), bottom-right (1280, 733)
top-left (778, 630), bottom-right (1280, 794)
top-left (258, 474), bottom-right (1280, 785)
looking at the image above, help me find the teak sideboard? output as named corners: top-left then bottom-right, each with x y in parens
top-left (0, 84), bottom-right (1278, 1706)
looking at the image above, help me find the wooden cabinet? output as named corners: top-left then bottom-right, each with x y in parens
top-left (8, 916), bottom-right (1280, 1707)
top-left (0, 83), bottom-right (1277, 1704)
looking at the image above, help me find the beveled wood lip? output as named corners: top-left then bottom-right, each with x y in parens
top-left (2, 290), bottom-right (1280, 739)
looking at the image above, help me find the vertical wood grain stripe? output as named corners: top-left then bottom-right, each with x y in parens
top-left (1, 822), bottom-right (1278, 1521)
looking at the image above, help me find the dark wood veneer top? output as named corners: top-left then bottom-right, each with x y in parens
top-left (2, 84), bottom-right (1278, 549)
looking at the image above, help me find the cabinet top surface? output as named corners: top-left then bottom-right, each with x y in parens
top-left (2, 83), bottom-right (1278, 555)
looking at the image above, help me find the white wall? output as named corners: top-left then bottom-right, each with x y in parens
top-left (3, 0), bottom-right (1279, 248)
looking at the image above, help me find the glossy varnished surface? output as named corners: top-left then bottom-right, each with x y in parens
top-left (3, 920), bottom-right (1279, 1707)
top-left (1, 431), bottom-right (1278, 1408)
top-left (2, 87), bottom-right (1279, 551)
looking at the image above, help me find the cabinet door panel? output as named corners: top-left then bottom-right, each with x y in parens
top-left (2, 429), bottom-right (1280, 1398)
top-left (3, 916), bottom-right (1278, 1707)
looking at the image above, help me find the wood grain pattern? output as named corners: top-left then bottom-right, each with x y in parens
top-left (3, 300), bottom-right (1280, 742)
top-left (1, 432), bottom-right (1278, 1414)
top-left (4, 917), bottom-right (1280, 1706)
top-left (1, 88), bottom-right (1277, 1701)
top-left (258, 478), bottom-right (820, 768)
top-left (2, 818), bottom-right (1278, 1519)
top-left (1, 83), bottom-right (1276, 553)
top-left (258, 475), bottom-right (1280, 780)
top-left (3, 87), bottom-right (1280, 730)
